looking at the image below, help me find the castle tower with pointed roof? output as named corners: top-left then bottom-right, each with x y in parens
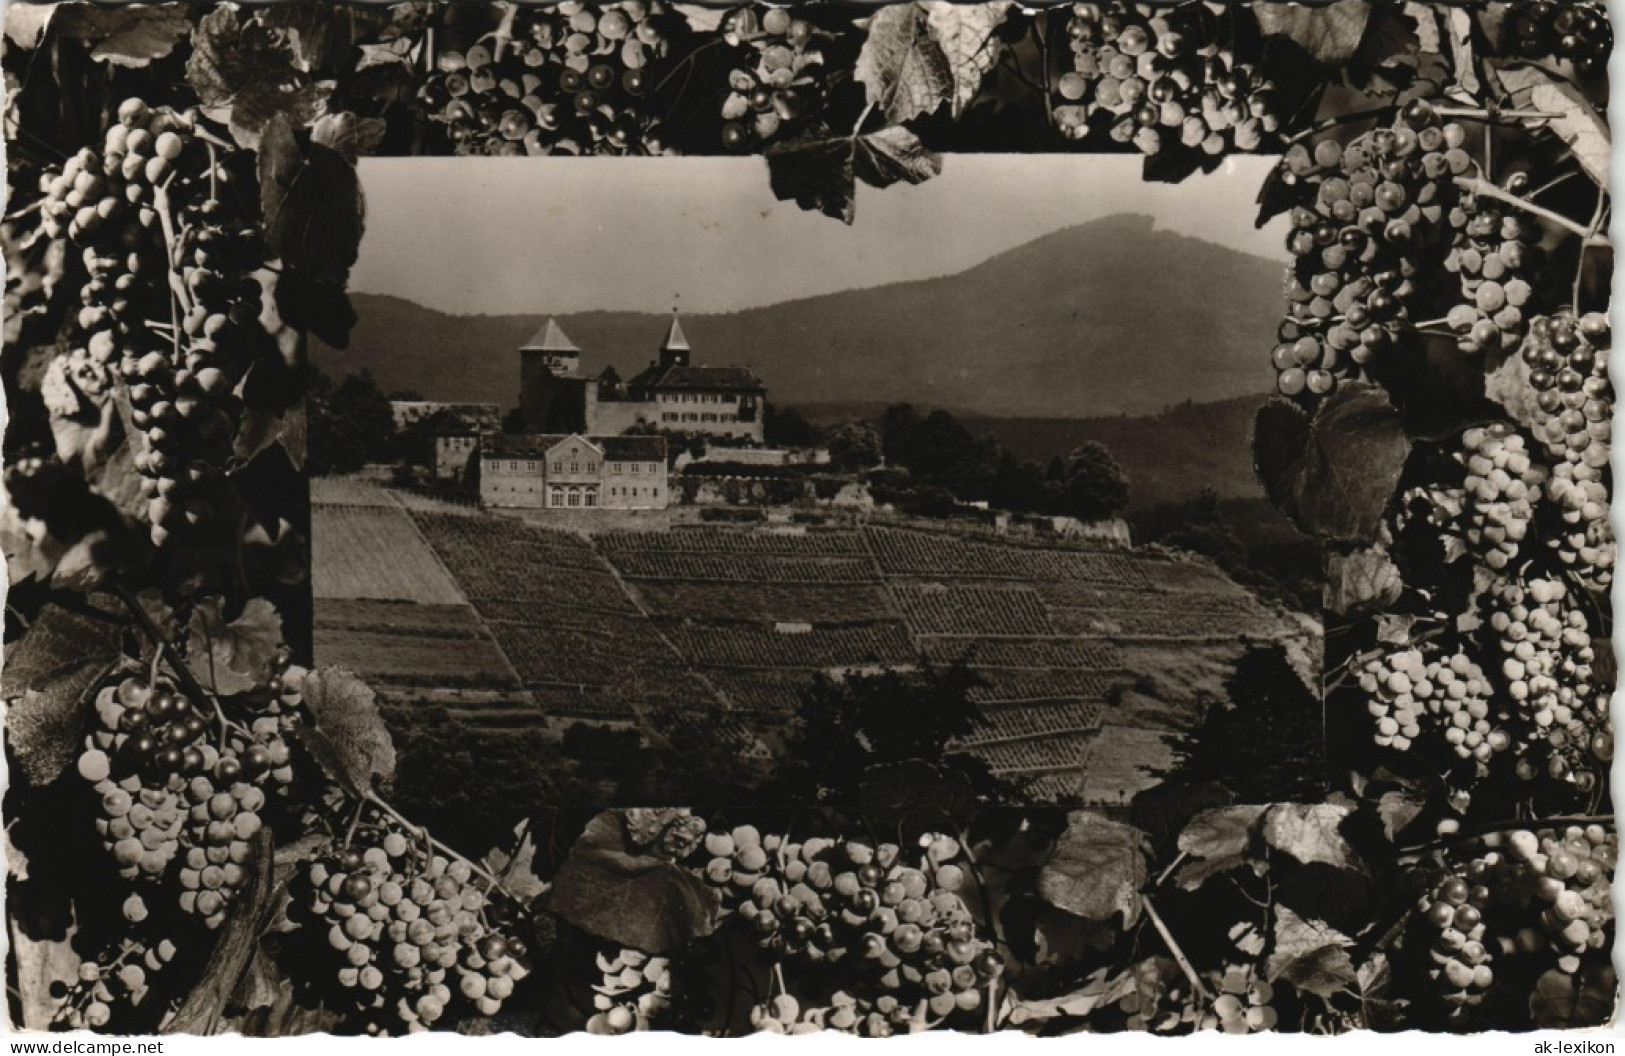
top-left (519, 317), bottom-right (589, 432)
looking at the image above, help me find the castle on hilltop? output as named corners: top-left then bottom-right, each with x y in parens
top-left (518, 315), bottom-right (766, 444)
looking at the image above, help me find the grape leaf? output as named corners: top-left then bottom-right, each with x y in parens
top-left (187, 7), bottom-right (331, 148)
top-left (1374, 789), bottom-right (1425, 841)
top-left (923, 1), bottom-right (1010, 118)
top-left (4, 4), bottom-right (55, 50)
top-left (766, 135), bottom-right (856, 223)
top-left (854, 126), bottom-right (942, 190)
top-left (186, 597), bottom-right (284, 697)
top-left (1177, 805), bottom-right (1266, 860)
top-left (1325, 546), bottom-right (1404, 618)
top-left (1261, 804), bottom-right (1362, 872)
top-left (1037, 811), bottom-right (1149, 927)
top-left (259, 115), bottom-right (366, 284)
top-left (1255, 1), bottom-right (1372, 66)
top-left (1253, 382), bottom-right (1411, 543)
top-left (164, 829), bottom-right (274, 1034)
top-left (311, 111), bottom-right (387, 165)
top-left (1484, 345), bottom-right (1545, 432)
top-left (855, 3), bottom-right (954, 126)
top-left (1006, 967), bottom-right (1137, 1026)
top-left (2, 603), bottom-right (127, 786)
top-left (483, 821), bottom-right (548, 905)
top-left (297, 667), bottom-right (395, 795)
top-left (1266, 905), bottom-right (1357, 999)
top-left (549, 811), bottom-right (721, 954)
top-left (49, 4), bottom-right (191, 67)
top-left (1499, 66), bottom-right (1610, 189)
top-left (1529, 966), bottom-right (1617, 1028)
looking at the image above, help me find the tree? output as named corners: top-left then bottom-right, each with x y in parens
top-left (880, 403), bottom-right (920, 466)
top-left (500, 406), bottom-right (527, 433)
top-left (1059, 440), bottom-right (1130, 520)
top-left (763, 402), bottom-right (819, 448)
top-left (1159, 644), bottom-right (1326, 803)
top-left (771, 665), bottom-right (1023, 806)
top-left (306, 368), bottom-right (397, 476)
top-left (827, 422), bottom-right (882, 469)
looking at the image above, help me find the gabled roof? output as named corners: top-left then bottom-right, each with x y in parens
top-left (520, 318), bottom-right (579, 353)
top-left (393, 402), bottom-right (501, 434)
top-left (481, 433), bottom-right (663, 460)
top-left (627, 363), bottom-right (766, 393)
top-left (662, 315), bottom-right (690, 352)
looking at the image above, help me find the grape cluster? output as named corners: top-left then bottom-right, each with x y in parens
top-left (38, 97), bottom-right (270, 548)
top-left (52, 938), bottom-right (177, 1031)
top-left (419, 3), bottom-right (681, 156)
top-left (1483, 575), bottom-right (1607, 789)
top-left (1272, 105), bottom-right (1473, 396)
top-left (1355, 645), bottom-right (1503, 762)
top-left (719, 6), bottom-right (827, 151)
top-left (585, 948), bottom-right (675, 1034)
top-left (1444, 192), bottom-right (1539, 355)
top-left (1416, 872), bottom-right (1494, 1015)
top-left (702, 828), bottom-right (1002, 1034)
top-left (300, 827), bottom-right (530, 1035)
top-left (1484, 825), bottom-right (1616, 973)
top-left (1520, 311), bottom-right (1614, 592)
top-left (1502, 1), bottom-right (1611, 77)
top-left (1454, 423), bottom-right (1548, 570)
top-left (1210, 965), bottom-right (1278, 1033)
top-left (78, 663), bottom-right (298, 928)
top-left (1053, 3), bottom-right (1281, 156)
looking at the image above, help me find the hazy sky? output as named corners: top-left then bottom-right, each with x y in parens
top-left (351, 154), bottom-right (1289, 316)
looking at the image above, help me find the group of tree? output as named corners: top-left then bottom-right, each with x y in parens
top-left (1132, 489), bottom-right (1323, 613)
top-left (874, 403), bottom-right (1131, 521)
top-left (306, 367), bottom-right (398, 476)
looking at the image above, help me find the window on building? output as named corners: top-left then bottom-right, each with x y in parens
top-left (549, 487), bottom-right (564, 506)
top-left (570, 462), bottom-right (579, 473)
top-left (584, 491), bottom-right (597, 508)
top-left (587, 462), bottom-right (596, 472)
top-left (631, 463), bottom-right (640, 474)
top-left (567, 490), bottom-right (580, 508)
top-left (508, 460), bottom-right (518, 471)
top-left (648, 463), bottom-right (658, 473)
top-left (612, 462), bottom-right (621, 473)
top-left (553, 461), bottom-right (562, 472)
top-left (526, 460), bottom-right (536, 471)
top-left (662, 413), bottom-right (675, 422)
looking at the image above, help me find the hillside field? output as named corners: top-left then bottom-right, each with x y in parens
top-left (312, 498), bottom-right (1317, 807)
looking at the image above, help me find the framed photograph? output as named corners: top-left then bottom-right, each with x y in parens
top-left (2, 0), bottom-right (1615, 1040)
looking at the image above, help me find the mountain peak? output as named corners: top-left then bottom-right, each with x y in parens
top-left (317, 216), bottom-right (1284, 418)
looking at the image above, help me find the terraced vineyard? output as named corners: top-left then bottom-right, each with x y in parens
top-left (314, 501), bottom-right (1315, 806)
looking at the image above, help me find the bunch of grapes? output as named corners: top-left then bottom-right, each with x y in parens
top-left (1501, 1), bottom-right (1612, 77)
top-left (1210, 966), bottom-right (1278, 1033)
top-left (299, 825), bottom-right (530, 1035)
top-left (37, 97), bottom-right (271, 548)
top-left (1454, 423), bottom-right (1548, 570)
top-left (51, 938), bottom-right (177, 1031)
top-left (718, 6), bottom-right (828, 151)
top-left (1443, 191), bottom-right (1540, 355)
top-left (77, 660), bottom-right (298, 929)
top-left (1355, 645), bottom-right (1504, 762)
top-left (701, 828), bottom-right (1002, 1034)
top-left (1271, 102), bottom-right (1473, 397)
top-left (584, 948), bottom-right (676, 1034)
top-left (419, 2), bottom-right (682, 156)
top-left (1415, 872), bottom-right (1494, 1016)
top-left (1052, 3), bottom-right (1281, 156)
top-left (1482, 575), bottom-right (1608, 789)
top-left (1481, 825), bottom-right (1616, 973)
top-left (1519, 311), bottom-right (1614, 592)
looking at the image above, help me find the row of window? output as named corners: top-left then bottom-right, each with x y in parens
top-left (491, 460), bottom-right (660, 474)
top-left (659, 393), bottom-right (736, 404)
top-left (661, 412), bottom-right (738, 424)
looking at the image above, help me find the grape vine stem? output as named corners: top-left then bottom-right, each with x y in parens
top-left (362, 791), bottom-right (507, 893)
top-left (1452, 177), bottom-right (1611, 247)
top-left (1141, 895), bottom-right (1209, 1002)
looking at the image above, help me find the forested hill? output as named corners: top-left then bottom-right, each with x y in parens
top-left (314, 214), bottom-right (1284, 419)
